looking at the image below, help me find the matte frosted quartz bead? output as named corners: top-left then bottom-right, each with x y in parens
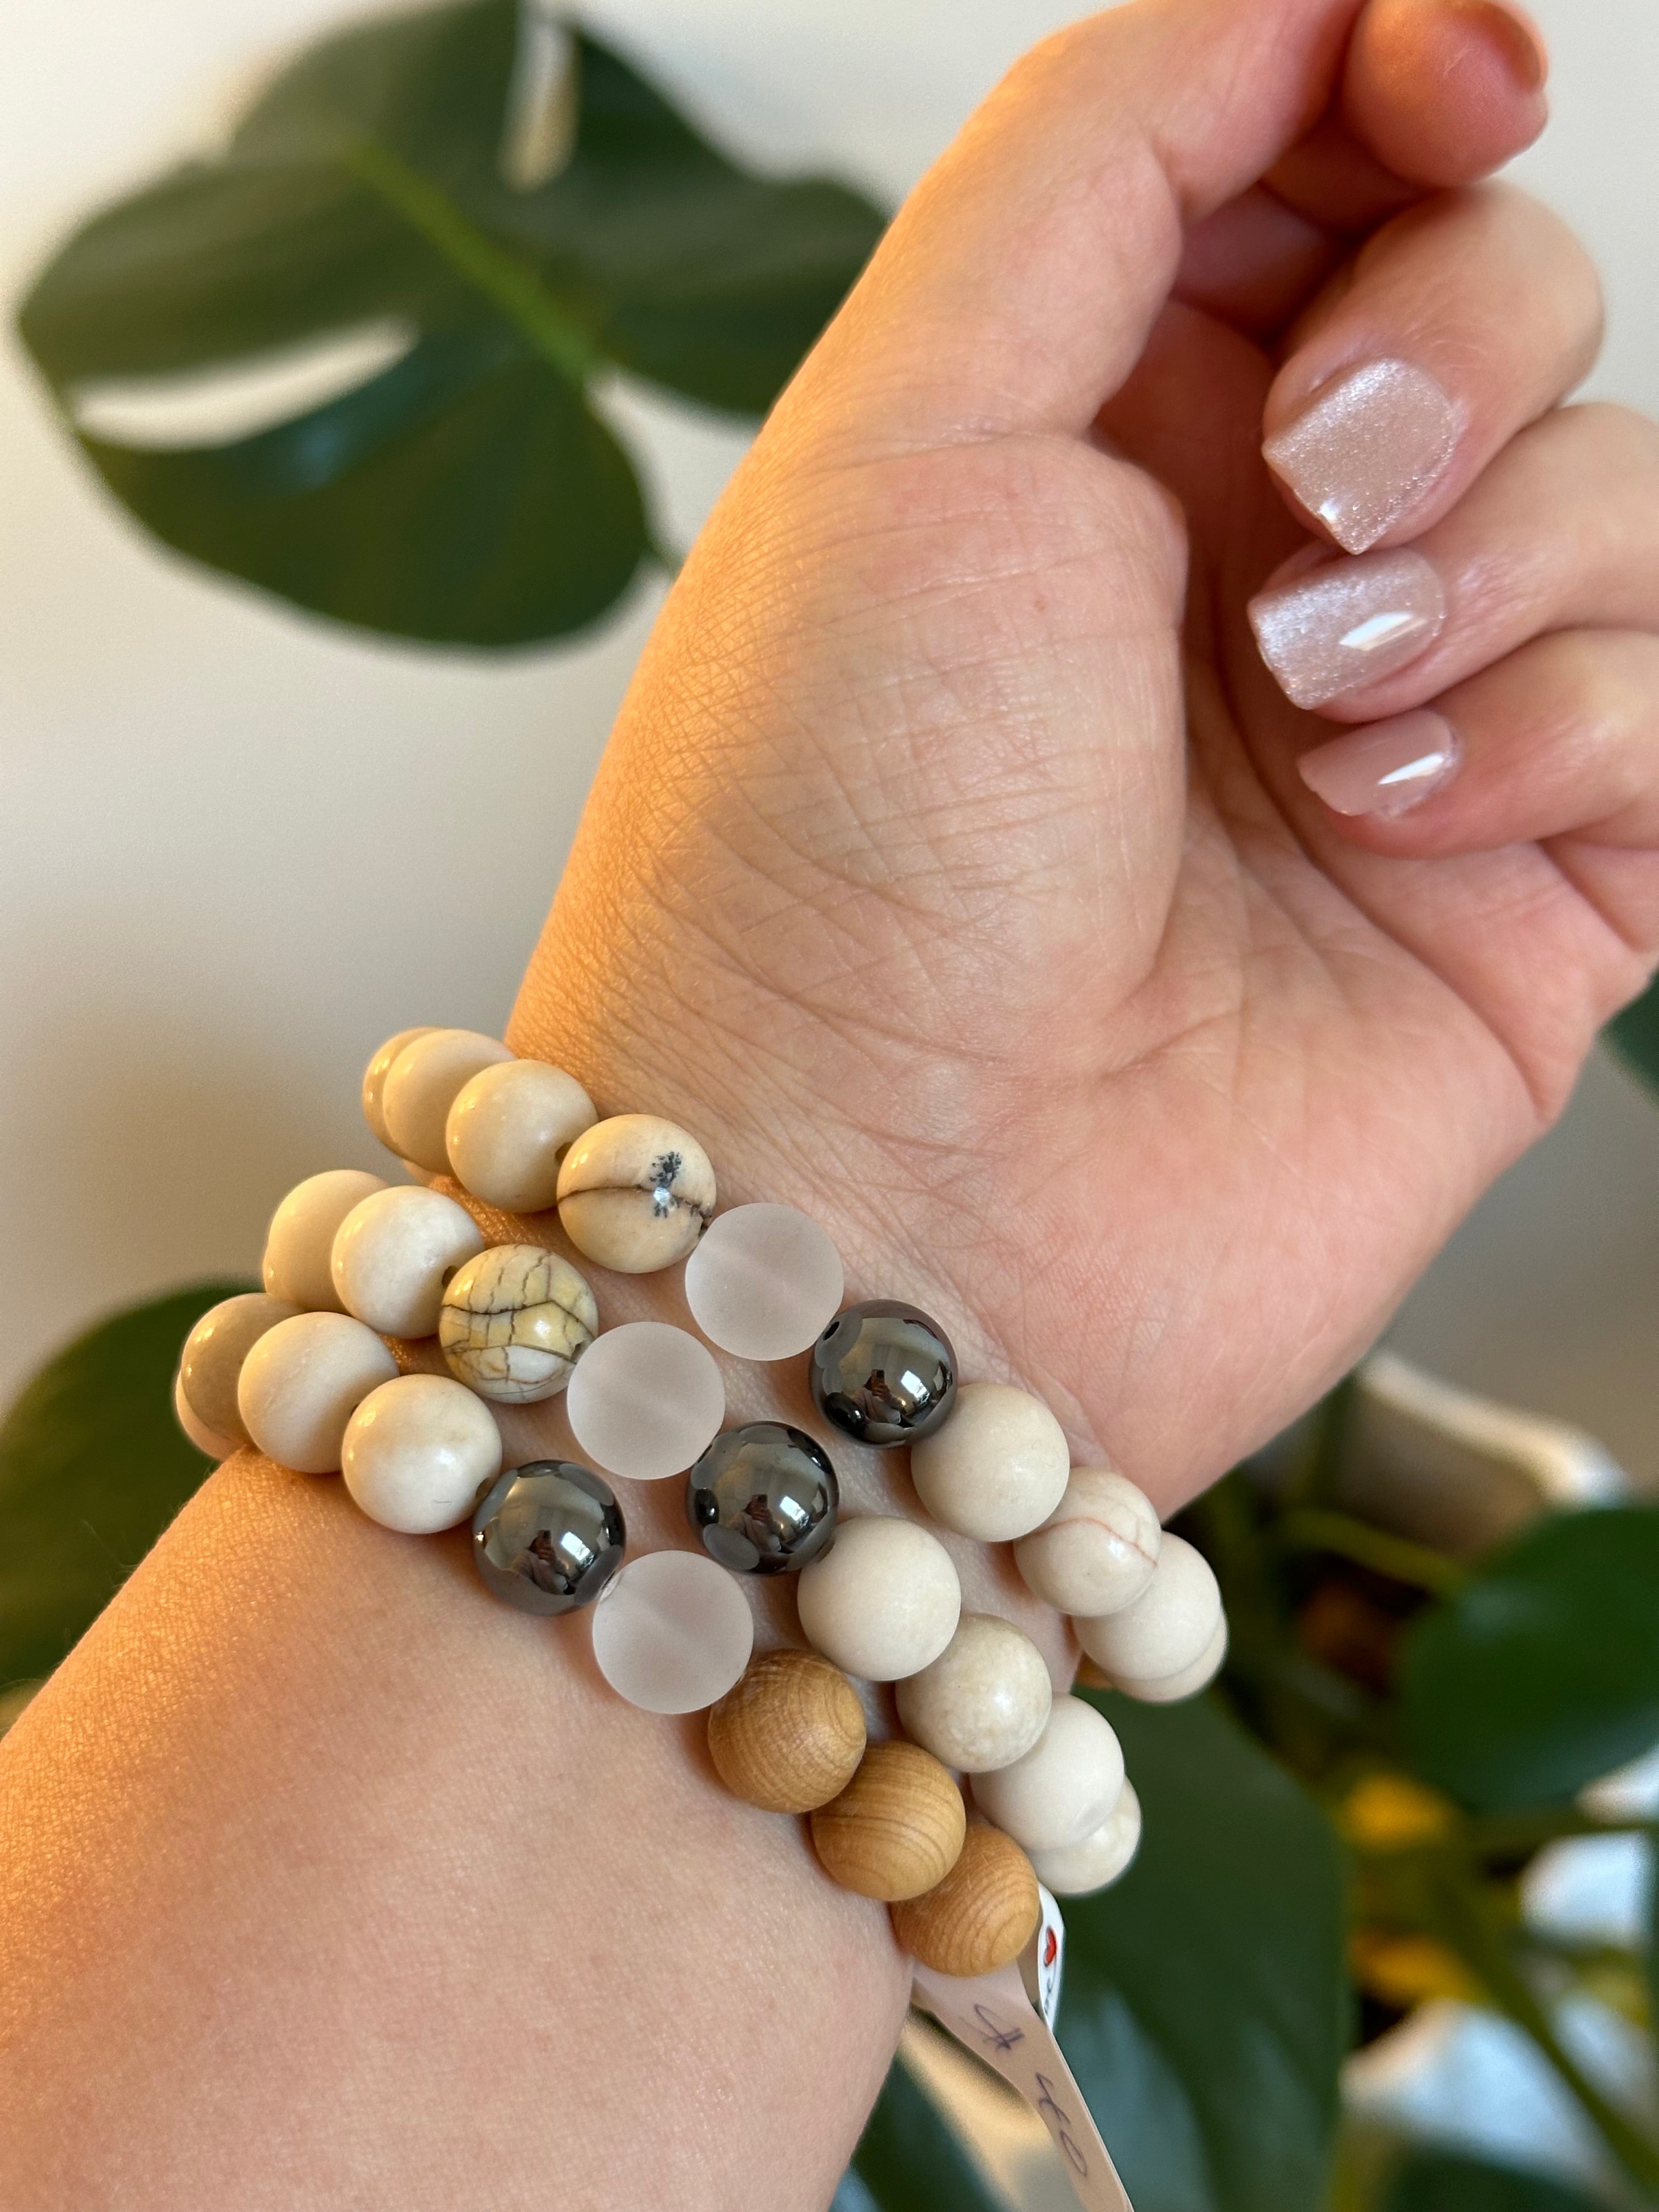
top-left (683, 1204), bottom-right (844, 1361)
top-left (341, 1373), bottom-right (502, 1534)
top-left (262, 1169), bottom-right (388, 1312)
top-left (445, 1057), bottom-right (596, 1212)
top-left (439, 1244), bottom-right (597, 1403)
top-left (808, 1300), bottom-right (956, 1447)
top-left (590, 1550), bottom-right (754, 1713)
top-left (970, 1695), bottom-right (1126, 1854)
top-left (330, 1184), bottom-right (483, 1338)
top-left (894, 1613), bottom-right (1053, 1773)
top-left (1029, 1780), bottom-right (1143, 1897)
top-left (909, 1381), bottom-right (1070, 1543)
top-left (556, 1114), bottom-right (716, 1273)
top-left (179, 1291), bottom-right (303, 1443)
top-left (236, 1311), bottom-right (399, 1474)
top-left (686, 1421), bottom-right (837, 1574)
top-left (1013, 1468), bottom-right (1162, 1617)
top-left (565, 1321), bottom-right (725, 1481)
top-left (472, 1461), bottom-right (624, 1614)
top-left (1113, 1618), bottom-right (1229, 1703)
top-left (1075, 1533), bottom-right (1223, 1684)
top-left (361, 1027), bottom-right (438, 1147)
top-left (795, 1515), bottom-right (961, 1682)
top-left (380, 1028), bottom-right (514, 1173)
top-left (173, 1369), bottom-right (239, 1460)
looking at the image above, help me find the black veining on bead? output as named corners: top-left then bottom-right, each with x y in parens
top-left (472, 1460), bottom-right (625, 1615)
top-left (686, 1422), bottom-right (838, 1574)
top-left (807, 1299), bottom-right (957, 1448)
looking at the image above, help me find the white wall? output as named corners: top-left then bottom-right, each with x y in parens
top-left (4, 0), bottom-right (1659, 1475)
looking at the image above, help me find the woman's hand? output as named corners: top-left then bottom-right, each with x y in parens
top-left (520, 0), bottom-right (1650, 1510)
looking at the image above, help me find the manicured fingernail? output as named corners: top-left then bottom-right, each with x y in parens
top-left (1249, 550), bottom-right (1447, 710)
top-left (1263, 360), bottom-right (1464, 555)
top-left (1456, 0), bottom-right (1549, 95)
top-left (1298, 710), bottom-right (1461, 819)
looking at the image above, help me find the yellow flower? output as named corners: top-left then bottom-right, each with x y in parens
top-left (1338, 1773), bottom-right (1457, 1850)
top-left (1349, 1932), bottom-right (1479, 2008)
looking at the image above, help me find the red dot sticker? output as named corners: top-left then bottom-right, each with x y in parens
top-left (1043, 1928), bottom-right (1058, 1969)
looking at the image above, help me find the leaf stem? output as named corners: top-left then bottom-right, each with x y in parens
top-left (1273, 1507), bottom-right (1465, 1598)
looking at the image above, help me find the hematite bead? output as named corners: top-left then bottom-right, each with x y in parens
top-left (686, 1422), bottom-right (838, 1575)
top-left (472, 1460), bottom-right (624, 1615)
top-left (808, 1300), bottom-right (957, 1448)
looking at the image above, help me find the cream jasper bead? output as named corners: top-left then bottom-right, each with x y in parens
top-left (330, 1185), bottom-right (483, 1338)
top-left (1075, 1533), bottom-right (1222, 1686)
top-left (445, 1058), bottom-right (596, 1212)
top-left (796, 1516), bottom-right (962, 1683)
top-left (380, 1029), bottom-right (514, 1173)
top-left (438, 1244), bottom-right (597, 1403)
top-left (894, 1613), bottom-right (1053, 1773)
top-left (360, 1028), bottom-right (438, 1148)
top-left (179, 1290), bottom-right (302, 1443)
top-left (1115, 1618), bottom-right (1229, 1704)
top-left (970, 1695), bottom-right (1125, 1853)
top-left (262, 1169), bottom-right (388, 1312)
top-left (341, 1374), bottom-right (502, 1534)
top-left (173, 1370), bottom-right (239, 1460)
top-left (556, 1114), bottom-right (715, 1273)
top-left (1013, 1468), bottom-right (1161, 1617)
top-left (236, 1311), bottom-right (398, 1474)
top-left (909, 1381), bottom-right (1069, 1543)
top-left (1029, 1780), bottom-right (1143, 1897)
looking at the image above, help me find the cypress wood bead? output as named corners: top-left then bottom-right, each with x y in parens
top-left (556, 1114), bottom-right (716, 1273)
top-left (361, 1028), bottom-right (438, 1148)
top-left (179, 1290), bottom-right (302, 1444)
top-left (890, 1818), bottom-right (1042, 1976)
top-left (707, 1649), bottom-right (867, 1813)
top-left (809, 1742), bottom-right (967, 1901)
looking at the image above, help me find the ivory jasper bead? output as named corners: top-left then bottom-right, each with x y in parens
top-left (1074, 1534), bottom-right (1222, 1685)
top-left (795, 1516), bottom-right (961, 1683)
top-left (970, 1695), bottom-right (1125, 1854)
top-left (381, 1029), bottom-right (514, 1174)
top-left (810, 1742), bottom-right (967, 1901)
top-left (894, 1613), bottom-right (1053, 1773)
top-left (682, 1204), bottom-right (844, 1360)
top-left (1013, 1468), bottom-right (1162, 1617)
top-left (556, 1114), bottom-right (715, 1273)
top-left (330, 1184), bottom-right (483, 1338)
top-left (707, 1649), bottom-right (867, 1813)
top-left (1030, 1780), bottom-right (1143, 1897)
top-left (890, 1818), bottom-right (1042, 1976)
top-left (909, 1381), bottom-right (1070, 1543)
top-left (438, 1244), bottom-right (597, 1403)
top-left (565, 1321), bottom-right (725, 1481)
top-left (236, 1311), bottom-right (399, 1474)
top-left (590, 1551), bottom-right (754, 1713)
top-left (1115, 1618), bottom-right (1229, 1703)
top-left (173, 1369), bottom-right (238, 1460)
top-left (341, 1373), bottom-right (502, 1534)
top-left (262, 1170), bottom-right (388, 1312)
top-left (361, 1027), bottom-right (438, 1147)
top-left (444, 1058), bottom-right (596, 1212)
top-left (179, 1291), bottom-right (302, 1443)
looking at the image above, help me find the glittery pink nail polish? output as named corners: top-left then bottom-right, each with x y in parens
top-left (1264, 360), bottom-right (1464, 555)
top-left (1248, 550), bottom-right (1447, 710)
top-left (1297, 711), bottom-right (1461, 819)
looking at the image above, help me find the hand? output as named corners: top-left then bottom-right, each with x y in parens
top-left (518, 0), bottom-right (1651, 1509)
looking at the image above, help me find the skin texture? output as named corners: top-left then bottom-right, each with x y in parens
top-left (4, 2), bottom-right (1658, 2208)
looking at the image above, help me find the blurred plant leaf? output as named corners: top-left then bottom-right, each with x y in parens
top-left (838, 2044), bottom-right (1003, 2212)
top-left (1384, 2149), bottom-right (1607, 2212)
top-left (1400, 1507), bottom-right (1659, 1812)
top-left (1607, 980), bottom-right (1659, 1103)
top-left (0, 1282), bottom-right (250, 1684)
top-left (17, 2), bottom-right (885, 647)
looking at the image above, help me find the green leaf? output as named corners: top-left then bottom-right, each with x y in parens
top-left (0, 1283), bottom-right (252, 1684)
top-left (840, 2048), bottom-right (1003, 2212)
top-left (1400, 1507), bottom-right (1659, 1812)
top-left (1384, 2149), bottom-right (1607, 2212)
top-left (1607, 979), bottom-right (1659, 1104)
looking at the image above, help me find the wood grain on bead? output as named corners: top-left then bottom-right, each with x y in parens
top-left (707, 1649), bottom-right (866, 1814)
top-left (809, 1742), bottom-right (967, 1901)
top-left (890, 1818), bottom-right (1041, 1976)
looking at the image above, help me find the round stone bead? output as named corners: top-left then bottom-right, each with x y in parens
top-left (565, 1321), bottom-right (725, 1482)
top-left (380, 1029), bottom-right (514, 1174)
top-left (795, 1515), bottom-right (961, 1683)
top-left (439, 1244), bottom-right (597, 1403)
top-left (707, 1649), bottom-right (867, 1813)
top-left (330, 1184), bottom-right (483, 1338)
top-left (590, 1551), bottom-right (754, 1713)
top-left (1074, 1534), bottom-right (1222, 1685)
top-left (686, 1422), bottom-right (838, 1575)
top-left (556, 1114), bottom-right (716, 1274)
top-left (173, 1369), bottom-right (238, 1460)
top-left (970, 1695), bottom-right (1125, 1854)
top-left (472, 1460), bottom-right (625, 1615)
top-left (910, 1381), bottom-right (1070, 1542)
top-left (236, 1311), bottom-right (399, 1474)
top-left (361, 1027), bottom-right (438, 1147)
top-left (1013, 1468), bottom-right (1161, 1617)
top-left (262, 1169), bottom-right (388, 1312)
top-left (444, 1058), bottom-right (596, 1212)
top-left (1113, 1618), bottom-right (1229, 1704)
top-left (808, 1300), bottom-right (956, 1448)
top-left (894, 1613), bottom-right (1053, 1773)
top-left (810, 1742), bottom-right (967, 1901)
top-left (179, 1290), bottom-right (302, 1443)
top-left (1030, 1780), bottom-right (1143, 1897)
top-left (683, 1204), bottom-right (844, 1361)
top-left (341, 1373), bottom-right (502, 1534)
top-left (891, 1818), bottom-right (1042, 1976)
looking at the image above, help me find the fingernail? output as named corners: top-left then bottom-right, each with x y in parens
top-left (1263, 360), bottom-right (1464, 555)
top-left (1249, 550), bottom-right (1447, 710)
top-left (1455, 0), bottom-right (1549, 95)
top-left (1298, 710), bottom-right (1461, 819)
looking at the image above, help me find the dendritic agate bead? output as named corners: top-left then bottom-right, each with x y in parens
top-left (1013, 1468), bottom-right (1161, 1618)
top-left (683, 1203), bottom-right (844, 1360)
top-left (444, 1058), bottom-right (596, 1213)
top-left (342, 1373), bottom-right (501, 1535)
top-left (179, 1290), bottom-right (302, 1444)
top-left (707, 1649), bottom-right (867, 1813)
top-left (1029, 1780), bottom-right (1143, 1897)
top-left (686, 1421), bottom-right (838, 1575)
top-left (439, 1244), bottom-right (597, 1403)
top-left (263, 1169), bottom-right (388, 1313)
top-left (565, 1321), bottom-right (725, 1481)
top-left (329, 1184), bottom-right (483, 1339)
top-left (970, 1695), bottom-right (1125, 1854)
top-left (361, 1028), bottom-right (438, 1148)
top-left (909, 1380), bottom-right (1070, 1542)
top-left (1074, 1534), bottom-right (1222, 1689)
top-left (471, 1461), bottom-right (625, 1615)
top-left (808, 1300), bottom-right (956, 1447)
top-left (556, 1114), bottom-right (716, 1274)
top-left (589, 1551), bottom-right (754, 1713)
top-left (894, 1613), bottom-right (1053, 1773)
top-left (381, 1029), bottom-right (514, 1174)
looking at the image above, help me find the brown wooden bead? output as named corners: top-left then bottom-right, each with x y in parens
top-left (890, 1817), bottom-right (1042, 1977)
top-left (707, 1649), bottom-right (867, 1814)
top-left (810, 1742), bottom-right (967, 1901)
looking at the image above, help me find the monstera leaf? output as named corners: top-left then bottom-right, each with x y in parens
top-left (17, 2), bottom-right (885, 646)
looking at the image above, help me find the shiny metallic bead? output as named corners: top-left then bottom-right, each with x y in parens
top-left (471, 1460), bottom-right (625, 1615)
top-left (686, 1421), bottom-right (838, 1575)
top-left (808, 1299), bottom-right (957, 1448)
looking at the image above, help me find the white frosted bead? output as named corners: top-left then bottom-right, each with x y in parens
top-left (381, 1028), bottom-right (514, 1173)
top-left (795, 1516), bottom-right (962, 1682)
top-left (237, 1311), bottom-right (399, 1474)
top-left (445, 1058), bottom-right (596, 1212)
top-left (1075, 1534), bottom-right (1222, 1684)
top-left (1014, 1469), bottom-right (1161, 1617)
top-left (564, 1321), bottom-right (725, 1481)
top-left (590, 1551), bottom-right (754, 1713)
top-left (1113, 1619), bottom-right (1229, 1704)
top-left (173, 1369), bottom-right (239, 1460)
top-left (556, 1114), bottom-right (716, 1273)
top-left (894, 1612), bottom-right (1053, 1773)
top-left (909, 1380), bottom-right (1070, 1542)
top-left (179, 1290), bottom-right (303, 1442)
top-left (262, 1169), bottom-right (388, 1312)
top-left (439, 1244), bottom-right (597, 1403)
top-left (341, 1373), bottom-right (502, 1534)
top-left (1030, 1780), bottom-right (1143, 1897)
top-left (682, 1203), bottom-right (844, 1360)
top-left (330, 1185), bottom-right (484, 1339)
top-left (361, 1027), bottom-right (438, 1147)
top-left (970, 1695), bottom-right (1125, 1853)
